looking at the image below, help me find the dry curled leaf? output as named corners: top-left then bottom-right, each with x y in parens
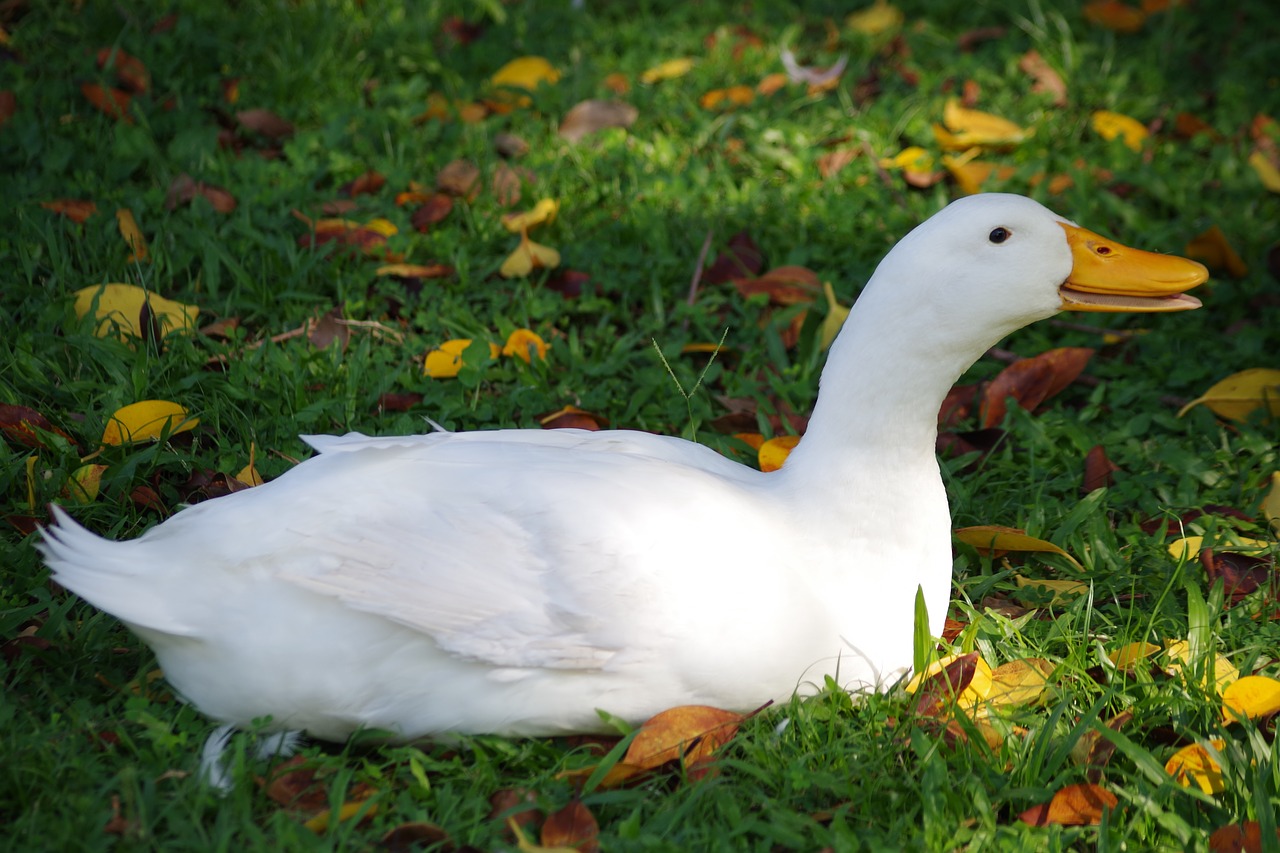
top-left (437, 159), bottom-right (480, 199)
top-left (624, 705), bottom-right (746, 771)
top-left (1018, 783), bottom-right (1117, 826)
top-left (559, 99), bottom-right (638, 143)
top-left (236, 108), bottom-right (294, 139)
top-left (981, 347), bottom-right (1094, 427)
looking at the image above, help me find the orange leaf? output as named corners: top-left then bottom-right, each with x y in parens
top-left (756, 73), bottom-right (789, 96)
top-left (980, 347), bottom-right (1094, 427)
top-left (1083, 1), bottom-right (1147, 32)
top-left (1165, 740), bottom-right (1226, 794)
top-left (1018, 50), bottom-right (1067, 106)
top-left (732, 265), bottom-right (822, 305)
top-left (623, 705), bottom-right (746, 770)
top-left (1185, 225), bottom-right (1248, 278)
top-left (540, 801), bottom-right (599, 853)
top-left (81, 83), bottom-right (133, 124)
top-left (758, 434), bottom-right (799, 472)
top-left (1209, 822), bottom-right (1280, 853)
top-left (1092, 110), bottom-right (1148, 151)
top-left (602, 73), bottom-right (630, 94)
top-left (40, 199), bottom-right (97, 223)
top-left (1019, 783), bottom-right (1118, 826)
top-left (96, 47), bottom-right (150, 94)
top-left (341, 170), bottom-right (386, 197)
top-left (501, 329), bottom-right (549, 363)
top-left (699, 85), bottom-right (754, 110)
top-left (539, 406), bottom-right (607, 431)
top-left (116, 208), bottom-right (149, 262)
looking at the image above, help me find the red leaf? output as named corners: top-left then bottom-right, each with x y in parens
top-left (96, 47), bottom-right (150, 94)
top-left (81, 83), bottom-right (133, 124)
top-left (980, 347), bottom-right (1094, 427)
top-left (340, 170), bottom-right (386, 197)
top-left (1082, 444), bottom-right (1119, 493)
top-left (911, 651), bottom-right (978, 718)
top-left (0, 404), bottom-right (75, 449)
top-left (411, 194), bottom-right (454, 232)
top-left (0, 90), bottom-right (15, 130)
top-left (732, 265), bottom-right (822, 305)
top-left (375, 392), bottom-right (424, 414)
top-left (1209, 822), bottom-right (1280, 853)
top-left (705, 231), bottom-right (764, 284)
top-left (1201, 548), bottom-right (1276, 604)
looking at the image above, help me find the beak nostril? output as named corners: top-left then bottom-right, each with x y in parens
top-left (1096, 246), bottom-right (1112, 255)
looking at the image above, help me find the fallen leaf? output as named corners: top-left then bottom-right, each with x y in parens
top-left (0, 89), bottom-right (15, 129)
top-left (758, 434), bottom-right (799, 472)
top-left (540, 801), bottom-right (599, 853)
top-left (234, 444), bottom-right (263, 488)
top-left (699, 85), bottom-right (755, 110)
top-left (1019, 783), bottom-right (1117, 826)
top-left (818, 281), bottom-right (849, 350)
top-left (0, 404), bottom-right (76, 450)
top-left (1163, 640), bottom-right (1238, 691)
top-left (308, 306), bottom-right (349, 352)
top-left (73, 283), bottom-right (199, 341)
top-left (1209, 822), bottom-right (1280, 853)
top-left (379, 821), bottom-right (453, 852)
top-left (640, 58), bottom-right (695, 85)
top-left (1249, 150), bottom-right (1280, 193)
top-left (846, 0), bottom-right (903, 34)
top-left (410, 194), bottom-right (454, 232)
top-left (101, 400), bottom-right (198, 446)
top-left (96, 47), bottom-right (149, 94)
top-left (81, 83), bottom-right (133, 123)
top-left (1165, 740), bottom-right (1226, 794)
top-left (165, 174), bottom-right (236, 213)
top-left (495, 131), bottom-right (531, 159)
top-left (424, 339), bottom-right (491, 379)
top-left (1083, 1), bottom-right (1147, 32)
top-left (623, 705), bottom-right (746, 770)
top-left (1092, 110), bottom-right (1148, 151)
top-left (1108, 641), bottom-right (1160, 671)
top-left (500, 233), bottom-right (560, 278)
top-left (733, 265), bottom-right (822, 305)
top-left (955, 526), bottom-right (1083, 570)
top-left (1014, 575), bottom-right (1089, 605)
top-left (340, 170), bottom-right (386, 197)
top-left (981, 347), bottom-right (1094, 427)
top-left (756, 73), bottom-right (789, 96)
top-left (934, 99), bottom-right (1028, 150)
top-left (64, 464), bottom-right (108, 504)
top-left (1070, 710), bottom-right (1133, 781)
top-left (1185, 225), bottom-right (1248, 278)
top-left (437, 159), bottom-right (480, 199)
top-left (492, 56), bottom-right (561, 90)
top-left (984, 658), bottom-right (1053, 708)
top-left (1018, 50), bottom-right (1067, 106)
top-left (304, 798), bottom-right (378, 833)
top-left (502, 329), bottom-right (549, 363)
top-left (116, 208), bottom-right (149, 262)
top-left (1262, 472), bottom-right (1280, 534)
top-left (1222, 675), bottom-right (1280, 722)
top-left (817, 148), bottom-right (858, 179)
top-left (41, 199), bottom-right (98, 223)
top-left (559, 99), bottom-right (638, 143)
top-left (236, 108), bottom-right (294, 139)
top-left (1178, 368), bottom-right (1280, 422)
top-left (375, 263), bottom-right (453, 279)
top-left (906, 652), bottom-right (992, 714)
top-left (941, 151), bottom-right (1016, 195)
top-left (1082, 444), bottom-right (1119, 493)
top-left (540, 406), bottom-right (607, 431)
top-left (502, 199), bottom-right (560, 233)
top-left (491, 163), bottom-right (525, 207)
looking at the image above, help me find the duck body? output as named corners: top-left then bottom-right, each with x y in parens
top-left (39, 194), bottom-right (1207, 747)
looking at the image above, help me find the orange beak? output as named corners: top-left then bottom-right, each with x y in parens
top-left (1058, 222), bottom-right (1208, 313)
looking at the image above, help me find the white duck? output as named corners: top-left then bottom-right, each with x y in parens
top-left (39, 194), bottom-right (1205, 774)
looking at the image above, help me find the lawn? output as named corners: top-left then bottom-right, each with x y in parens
top-left (2, 0), bottom-right (1279, 848)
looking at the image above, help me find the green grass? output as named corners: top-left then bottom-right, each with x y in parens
top-left (3, 0), bottom-right (1279, 848)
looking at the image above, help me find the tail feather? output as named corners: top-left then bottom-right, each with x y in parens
top-left (38, 506), bottom-right (196, 636)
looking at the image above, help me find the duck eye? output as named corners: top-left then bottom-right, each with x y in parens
top-left (988, 227), bottom-right (1010, 244)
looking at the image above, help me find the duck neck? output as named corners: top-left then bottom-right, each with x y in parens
top-left (778, 280), bottom-right (999, 482)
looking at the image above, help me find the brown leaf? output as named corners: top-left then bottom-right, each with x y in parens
top-left (1071, 710), bottom-right (1133, 783)
top-left (375, 392), bottom-right (423, 414)
top-left (491, 163), bottom-right (524, 207)
top-left (980, 347), bottom-right (1094, 427)
top-left (1209, 822), bottom-right (1280, 853)
top-left (308, 307), bottom-right (349, 352)
top-left (0, 89), bottom-right (16, 129)
top-left (541, 800), bottom-right (599, 853)
top-left (0, 404), bottom-right (75, 449)
top-left (1019, 782), bottom-right (1118, 826)
top-left (540, 405), bottom-right (608, 431)
top-left (261, 755), bottom-right (330, 812)
top-left (559, 99), bottom-right (638, 144)
top-left (705, 231), bottom-right (764, 284)
top-left (545, 269), bottom-right (590, 299)
top-left (938, 382), bottom-right (980, 428)
top-left (624, 705), bottom-right (747, 770)
top-left (817, 148), bottom-right (858, 179)
top-left (165, 174), bottom-right (236, 213)
top-left (103, 794), bottom-right (134, 835)
top-left (942, 618), bottom-right (967, 642)
top-left (236, 108), bottom-right (294, 140)
top-left (1202, 548), bottom-right (1276, 604)
top-left (1018, 50), bottom-right (1067, 106)
top-left (96, 47), bottom-right (150, 94)
top-left (911, 651), bottom-right (979, 718)
top-left (341, 170), bottom-right (386, 197)
top-left (1082, 444), bottom-right (1119, 493)
top-left (411, 194), bottom-right (454, 231)
top-left (378, 821), bottom-right (453, 852)
top-left (81, 83), bottom-right (133, 124)
top-left (732, 265), bottom-right (822, 305)
top-left (436, 159), bottom-right (480, 199)
top-left (495, 131), bottom-right (530, 159)
top-left (489, 788), bottom-right (541, 840)
top-left (956, 27), bottom-right (1006, 51)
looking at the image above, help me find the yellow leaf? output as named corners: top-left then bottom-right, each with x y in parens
top-left (1178, 368), bottom-right (1280, 422)
top-left (624, 704), bottom-right (745, 770)
top-left (1223, 675), bottom-right (1280, 722)
top-left (1163, 640), bottom-right (1239, 692)
top-left (1262, 472), bottom-right (1280, 534)
top-left (954, 525), bottom-right (1083, 570)
top-left (905, 652), bottom-right (994, 711)
top-left (501, 199), bottom-right (560, 233)
top-left (235, 442), bottom-right (263, 487)
top-left (1165, 740), bottom-right (1226, 794)
top-left (64, 463), bottom-right (108, 504)
top-left (424, 339), bottom-right (497, 379)
top-left (363, 218), bottom-right (398, 237)
top-left (935, 99), bottom-right (1028, 149)
top-left (24, 454), bottom-right (35, 508)
top-left (941, 151), bottom-right (1016, 195)
top-left (758, 435), bottom-right (800, 472)
top-left (500, 233), bottom-right (560, 278)
top-left (879, 146), bottom-right (934, 171)
top-left (73, 283), bottom-right (199, 341)
top-left (1184, 225), bottom-right (1248, 278)
top-left (304, 799), bottom-right (378, 833)
top-left (116, 208), bottom-right (149, 262)
top-left (1249, 150), bottom-right (1280, 193)
top-left (1091, 110), bottom-right (1148, 151)
top-left (819, 281), bottom-right (849, 350)
top-left (1167, 534), bottom-right (1272, 562)
top-left (501, 329), bottom-right (549, 363)
top-left (102, 400), bottom-right (198, 446)
top-left (640, 58), bottom-right (695, 85)
top-left (1108, 641), bottom-right (1160, 671)
top-left (846, 0), bottom-right (904, 34)
top-left (491, 56), bottom-right (560, 91)
top-left (984, 658), bottom-right (1053, 709)
top-left (1014, 575), bottom-right (1089, 604)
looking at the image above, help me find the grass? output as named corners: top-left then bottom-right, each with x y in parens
top-left (2, 0), bottom-right (1279, 848)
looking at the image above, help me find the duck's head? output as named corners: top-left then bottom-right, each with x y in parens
top-left (872, 193), bottom-right (1208, 339)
